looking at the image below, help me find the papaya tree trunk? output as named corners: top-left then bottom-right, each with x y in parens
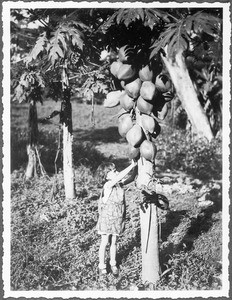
top-left (161, 50), bottom-right (214, 141)
top-left (25, 144), bottom-right (37, 179)
top-left (136, 157), bottom-right (160, 284)
top-left (61, 65), bottom-right (76, 200)
top-left (25, 99), bottom-right (38, 179)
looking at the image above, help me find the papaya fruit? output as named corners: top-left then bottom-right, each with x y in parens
top-left (117, 64), bottom-right (137, 81)
top-left (110, 61), bottom-right (123, 78)
top-left (155, 74), bottom-right (172, 93)
top-left (117, 107), bottom-right (128, 118)
top-left (141, 114), bottom-right (156, 134)
top-left (139, 65), bottom-right (153, 81)
top-left (103, 90), bottom-right (124, 108)
top-left (128, 145), bottom-right (140, 161)
top-left (119, 91), bottom-right (135, 111)
top-left (126, 124), bottom-right (144, 147)
top-left (137, 96), bottom-right (153, 114)
top-left (140, 140), bottom-right (157, 162)
top-left (118, 45), bottom-right (134, 63)
top-left (124, 78), bottom-right (142, 99)
top-left (140, 81), bottom-right (156, 101)
top-left (118, 114), bottom-right (134, 138)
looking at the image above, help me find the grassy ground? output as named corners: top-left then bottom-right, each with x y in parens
top-left (10, 99), bottom-right (222, 291)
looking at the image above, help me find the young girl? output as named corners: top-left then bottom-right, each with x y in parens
top-left (96, 160), bottom-right (137, 276)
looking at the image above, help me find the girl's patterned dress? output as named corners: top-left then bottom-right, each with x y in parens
top-left (96, 183), bottom-right (126, 236)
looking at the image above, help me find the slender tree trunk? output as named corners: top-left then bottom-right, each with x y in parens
top-left (62, 121), bottom-right (76, 199)
top-left (25, 144), bottom-right (37, 179)
top-left (61, 65), bottom-right (76, 200)
top-left (25, 99), bottom-right (38, 179)
top-left (136, 157), bottom-right (160, 284)
top-left (161, 50), bottom-right (214, 141)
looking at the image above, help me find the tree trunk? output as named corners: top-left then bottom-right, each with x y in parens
top-left (161, 51), bottom-right (214, 141)
top-left (25, 144), bottom-right (37, 179)
top-left (136, 157), bottom-right (160, 284)
top-left (25, 99), bottom-right (38, 179)
top-left (60, 88), bottom-right (76, 200)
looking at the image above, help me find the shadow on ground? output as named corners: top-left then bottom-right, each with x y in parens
top-left (11, 126), bottom-right (128, 174)
top-left (159, 198), bottom-right (222, 270)
top-left (73, 126), bottom-right (123, 144)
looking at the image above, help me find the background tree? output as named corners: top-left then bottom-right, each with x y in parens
top-left (150, 8), bottom-right (222, 140)
top-left (11, 11), bottom-right (45, 179)
top-left (11, 9), bottom-right (111, 197)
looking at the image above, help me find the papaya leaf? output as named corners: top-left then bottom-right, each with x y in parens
top-left (150, 21), bottom-right (189, 59)
top-left (56, 31), bottom-right (68, 52)
top-left (12, 84), bottom-right (24, 102)
top-left (48, 29), bottom-right (65, 65)
top-left (26, 32), bottom-right (48, 64)
top-left (186, 12), bottom-right (221, 37)
top-left (35, 72), bottom-right (45, 88)
top-left (116, 9), bottom-right (125, 25)
top-left (150, 11), bottom-right (220, 60)
top-left (137, 8), bottom-right (145, 22)
top-left (69, 27), bottom-right (84, 50)
top-left (184, 17), bottom-right (193, 35)
top-left (150, 24), bottom-right (176, 58)
top-left (12, 70), bottom-right (45, 103)
top-left (103, 8), bottom-right (170, 30)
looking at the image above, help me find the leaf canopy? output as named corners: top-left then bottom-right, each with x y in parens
top-left (103, 8), bottom-right (171, 30)
top-left (26, 21), bottom-right (85, 68)
top-left (150, 10), bottom-right (221, 59)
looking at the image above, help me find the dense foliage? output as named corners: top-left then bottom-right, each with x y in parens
top-left (11, 165), bottom-right (222, 290)
top-left (11, 7), bottom-right (222, 135)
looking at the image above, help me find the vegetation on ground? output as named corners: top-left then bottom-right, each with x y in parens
top-left (10, 101), bottom-right (222, 291)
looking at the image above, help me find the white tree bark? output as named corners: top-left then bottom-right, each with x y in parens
top-left (137, 157), bottom-right (160, 284)
top-left (162, 51), bottom-right (214, 141)
top-left (63, 124), bottom-right (76, 199)
top-left (25, 100), bottom-right (38, 179)
top-left (25, 144), bottom-right (37, 179)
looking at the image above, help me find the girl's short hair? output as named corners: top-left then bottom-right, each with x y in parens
top-left (95, 162), bottom-right (116, 186)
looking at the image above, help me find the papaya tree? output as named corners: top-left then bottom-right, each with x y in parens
top-left (11, 8), bottom-right (111, 197)
top-left (99, 7), bottom-right (222, 284)
top-left (11, 12), bottom-right (45, 179)
top-left (150, 9), bottom-right (222, 141)
top-left (12, 69), bottom-right (45, 179)
top-left (11, 9), bottom-right (87, 198)
top-left (100, 7), bottom-right (173, 284)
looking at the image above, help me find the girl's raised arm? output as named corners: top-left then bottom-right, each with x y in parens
top-left (107, 160), bottom-right (137, 189)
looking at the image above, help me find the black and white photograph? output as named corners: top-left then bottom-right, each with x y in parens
top-left (2, 1), bottom-right (231, 298)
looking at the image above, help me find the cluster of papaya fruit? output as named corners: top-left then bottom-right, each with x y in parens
top-left (104, 45), bottom-right (173, 163)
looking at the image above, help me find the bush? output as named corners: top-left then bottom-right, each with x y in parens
top-left (158, 251), bottom-right (222, 290)
top-left (156, 128), bottom-right (222, 180)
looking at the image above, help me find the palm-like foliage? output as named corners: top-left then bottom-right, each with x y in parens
top-left (26, 20), bottom-right (85, 68)
top-left (103, 8), bottom-right (171, 29)
top-left (150, 11), bottom-right (221, 59)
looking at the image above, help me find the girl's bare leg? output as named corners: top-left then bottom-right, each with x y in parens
top-left (99, 234), bottom-right (109, 269)
top-left (110, 235), bottom-right (117, 267)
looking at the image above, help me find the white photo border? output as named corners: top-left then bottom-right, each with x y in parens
top-left (2, 1), bottom-right (231, 299)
